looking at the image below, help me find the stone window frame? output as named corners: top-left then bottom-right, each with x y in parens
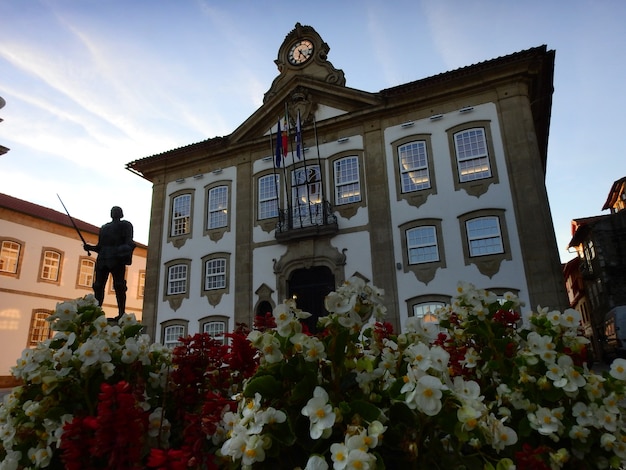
top-left (168, 189), bottom-right (195, 248)
top-left (200, 315), bottom-right (230, 345)
top-left (201, 252), bottom-right (230, 307)
top-left (163, 258), bottom-right (192, 311)
top-left (406, 294), bottom-right (451, 319)
top-left (204, 181), bottom-right (232, 242)
top-left (255, 171), bottom-right (281, 232)
top-left (446, 120), bottom-right (499, 197)
top-left (137, 270), bottom-right (146, 299)
top-left (458, 209), bottom-right (512, 278)
top-left (0, 238), bottom-right (25, 278)
top-left (161, 319), bottom-right (189, 348)
top-left (76, 257), bottom-right (95, 290)
top-left (391, 134), bottom-right (437, 208)
top-left (328, 151), bottom-right (366, 219)
top-left (38, 247), bottom-right (63, 285)
top-left (399, 218), bottom-right (446, 285)
top-left (28, 308), bottom-right (54, 347)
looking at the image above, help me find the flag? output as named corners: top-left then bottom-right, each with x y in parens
top-left (275, 119), bottom-right (282, 168)
top-left (295, 110), bottom-right (302, 159)
top-left (281, 114), bottom-right (289, 157)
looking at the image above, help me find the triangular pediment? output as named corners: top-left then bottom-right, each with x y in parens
top-left (230, 76), bottom-right (382, 144)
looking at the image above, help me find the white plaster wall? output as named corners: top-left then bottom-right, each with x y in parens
top-left (157, 167), bottom-right (238, 338)
top-left (383, 103), bottom-right (531, 330)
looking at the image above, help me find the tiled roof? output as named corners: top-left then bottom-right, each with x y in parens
top-left (0, 193), bottom-right (101, 235)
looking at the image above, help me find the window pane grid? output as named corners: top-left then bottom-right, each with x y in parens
top-left (205, 258), bottom-right (226, 290)
top-left (334, 157), bottom-right (361, 205)
top-left (78, 259), bottom-right (94, 286)
top-left (259, 175), bottom-right (279, 219)
top-left (29, 310), bottom-right (52, 346)
top-left (399, 142), bottom-right (430, 192)
top-left (167, 265), bottom-right (188, 295)
top-left (172, 194), bottom-right (191, 236)
top-left (455, 128), bottom-right (491, 182)
top-left (204, 321), bottom-right (226, 343)
top-left (0, 241), bottom-right (20, 273)
top-left (164, 325), bottom-right (185, 347)
top-left (208, 186), bottom-right (228, 229)
top-left (41, 251), bottom-right (60, 281)
top-left (467, 217), bottom-right (504, 256)
top-left (407, 226), bottom-right (439, 264)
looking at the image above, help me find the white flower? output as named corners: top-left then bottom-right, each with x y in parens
top-left (259, 334), bottom-right (283, 364)
top-left (330, 442), bottom-right (349, 469)
top-left (609, 358), bottom-right (626, 380)
top-left (528, 407), bottom-right (563, 436)
top-left (410, 375), bottom-right (446, 416)
top-left (241, 434), bottom-right (266, 465)
top-left (77, 337), bottom-right (112, 367)
top-left (303, 337), bottom-right (326, 362)
top-left (489, 417), bottom-right (518, 451)
top-left (301, 386), bottom-right (336, 439)
top-left (101, 362), bottom-right (115, 379)
top-left (325, 291), bottom-right (356, 314)
top-left (560, 308), bottom-right (582, 329)
top-left (304, 454), bottom-right (329, 470)
top-left (27, 444), bottom-right (53, 467)
top-left (345, 448), bottom-right (374, 470)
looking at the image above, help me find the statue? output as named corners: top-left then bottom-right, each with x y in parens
top-left (83, 206), bottom-right (135, 318)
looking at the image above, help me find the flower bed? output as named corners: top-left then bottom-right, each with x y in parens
top-left (1, 279), bottom-right (625, 469)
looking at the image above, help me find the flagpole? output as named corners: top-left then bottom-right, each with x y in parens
top-left (297, 110), bottom-right (315, 225)
top-left (312, 114), bottom-right (328, 224)
top-left (268, 127), bottom-right (281, 231)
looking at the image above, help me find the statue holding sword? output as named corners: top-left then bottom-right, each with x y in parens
top-left (58, 196), bottom-right (135, 318)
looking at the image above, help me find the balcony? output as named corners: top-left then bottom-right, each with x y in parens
top-left (275, 200), bottom-right (338, 242)
top-left (579, 260), bottom-right (596, 280)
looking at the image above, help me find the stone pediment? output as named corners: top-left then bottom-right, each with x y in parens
top-left (230, 78), bottom-right (382, 144)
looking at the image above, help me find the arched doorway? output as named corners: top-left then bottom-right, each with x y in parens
top-left (288, 266), bottom-right (335, 331)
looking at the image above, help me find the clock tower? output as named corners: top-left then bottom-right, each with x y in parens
top-left (264, 23), bottom-right (345, 104)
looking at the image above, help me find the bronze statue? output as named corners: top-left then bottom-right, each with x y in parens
top-left (84, 206), bottom-right (135, 318)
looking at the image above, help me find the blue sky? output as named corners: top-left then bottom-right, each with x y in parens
top-left (1, 0), bottom-right (624, 262)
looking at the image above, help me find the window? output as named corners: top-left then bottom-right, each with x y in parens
top-left (0, 240), bottom-right (21, 275)
top-left (334, 156), bottom-right (361, 205)
top-left (163, 259), bottom-right (191, 310)
top-left (171, 193), bottom-right (191, 236)
top-left (447, 121), bottom-right (499, 197)
top-left (28, 309), bottom-right (53, 347)
top-left (203, 320), bottom-right (226, 344)
top-left (466, 217), bottom-right (504, 256)
top-left (258, 174), bottom-right (280, 220)
top-left (207, 185), bottom-right (228, 229)
top-left (413, 302), bottom-right (444, 321)
top-left (407, 226), bottom-right (439, 264)
top-left (454, 128), bottom-right (491, 182)
top-left (458, 209), bottom-right (511, 277)
top-left (205, 258), bottom-right (226, 290)
top-left (167, 264), bottom-right (188, 295)
top-left (201, 253), bottom-right (230, 306)
top-left (40, 249), bottom-right (61, 282)
top-left (163, 324), bottom-right (185, 348)
top-left (137, 271), bottom-right (146, 298)
top-left (400, 219), bottom-right (446, 284)
top-left (399, 141), bottom-right (430, 192)
top-left (77, 258), bottom-right (95, 288)
top-left (292, 165), bottom-right (322, 224)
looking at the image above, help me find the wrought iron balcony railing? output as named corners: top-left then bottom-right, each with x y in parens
top-left (275, 200), bottom-right (338, 242)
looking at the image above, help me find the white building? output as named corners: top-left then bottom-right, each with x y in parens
top-left (0, 193), bottom-right (147, 385)
top-left (127, 24), bottom-right (567, 345)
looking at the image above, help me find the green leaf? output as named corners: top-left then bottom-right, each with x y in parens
top-left (243, 374), bottom-right (281, 399)
top-left (123, 324), bottom-right (144, 338)
top-left (348, 399), bottom-right (382, 422)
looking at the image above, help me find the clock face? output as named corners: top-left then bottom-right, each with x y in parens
top-left (288, 39), bottom-right (314, 65)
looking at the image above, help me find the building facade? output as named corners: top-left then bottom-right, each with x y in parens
top-left (567, 176), bottom-right (626, 361)
top-left (0, 193), bottom-right (147, 385)
top-left (127, 24), bottom-right (567, 344)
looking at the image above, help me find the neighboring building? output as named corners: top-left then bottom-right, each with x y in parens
top-left (0, 193), bottom-right (147, 385)
top-left (0, 96), bottom-right (9, 156)
top-left (127, 24), bottom-right (567, 344)
top-left (567, 176), bottom-right (626, 361)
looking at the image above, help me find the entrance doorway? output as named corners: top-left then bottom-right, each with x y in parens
top-left (288, 266), bottom-right (335, 331)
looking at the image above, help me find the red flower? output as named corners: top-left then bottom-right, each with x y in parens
top-left (515, 443), bottom-right (552, 470)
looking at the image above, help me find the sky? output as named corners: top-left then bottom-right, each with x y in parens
top-left (0, 0), bottom-right (624, 262)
